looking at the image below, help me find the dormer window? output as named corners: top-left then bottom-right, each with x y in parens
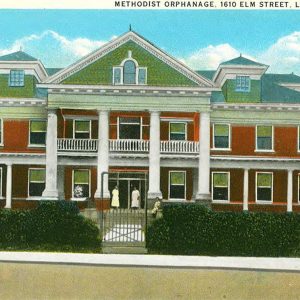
top-left (235, 75), bottom-right (250, 92)
top-left (9, 70), bottom-right (24, 87)
top-left (113, 52), bottom-right (147, 85)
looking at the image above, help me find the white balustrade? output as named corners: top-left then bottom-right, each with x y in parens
top-left (109, 139), bottom-right (149, 152)
top-left (160, 140), bottom-right (199, 154)
top-left (57, 138), bottom-right (98, 152)
top-left (57, 138), bottom-right (199, 154)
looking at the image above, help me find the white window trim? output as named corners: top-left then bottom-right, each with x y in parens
top-left (28, 119), bottom-right (47, 148)
top-left (235, 75), bottom-right (251, 92)
top-left (211, 171), bottom-right (230, 203)
top-left (73, 119), bottom-right (92, 139)
top-left (255, 125), bottom-right (275, 153)
top-left (71, 169), bottom-right (91, 201)
top-left (27, 168), bottom-right (45, 199)
top-left (113, 66), bottom-right (123, 85)
top-left (169, 121), bottom-right (187, 141)
top-left (211, 123), bottom-right (231, 151)
top-left (255, 171), bottom-right (273, 204)
top-left (117, 116), bottom-right (142, 140)
top-left (0, 118), bottom-right (3, 146)
top-left (168, 170), bottom-right (186, 200)
top-left (9, 69), bottom-right (25, 87)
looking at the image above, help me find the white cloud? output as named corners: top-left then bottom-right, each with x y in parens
top-left (0, 30), bottom-right (110, 67)
top-left (258, 32), bottom-right (300, 73)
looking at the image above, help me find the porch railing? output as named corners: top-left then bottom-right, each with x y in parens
top-left (57, 138), bottom-right (98, 152)
top-left (160, 140), bottom-right (199, 154)
top-left (57, 138), bottom-right (199, 154)
top-left (109, 139), bottom-right (149, 152)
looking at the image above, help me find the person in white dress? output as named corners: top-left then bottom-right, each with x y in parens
top-left (111, 186), bottom-right (119, 208)
top-left (131, 187), bottom-right (140, 209)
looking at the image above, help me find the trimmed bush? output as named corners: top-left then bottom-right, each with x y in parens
top-left (146, 204), bottom-right (300, 257)
top-left (0, 201), bottom-right (101, 252)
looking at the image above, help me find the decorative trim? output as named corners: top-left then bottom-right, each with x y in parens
top-left (44, 31), bottom-right (214, 87)
top-left (0, 98), bottom-right (46, 107)
top-left (212, 103), bottom-right (300, 112)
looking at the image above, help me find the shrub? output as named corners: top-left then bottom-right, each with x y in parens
top-left (146, 203), bottom-right (300, 257)
top-left (0, 201), bottom-right (101, 252)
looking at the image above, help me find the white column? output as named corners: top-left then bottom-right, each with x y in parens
top-left (94, 110), bottom-right (110, 199)
top-left (287, 169), bottom-right (293, 213)
top-left (42, 109), bottom-right (58, 199)
top-left (147, 111), bottom-right (162, 200)
top-left (243, 168), bottom-right (249, 211)
top-left (5, 163), bottom-right (12, 209)
top-left (196, 112), bottom-right (211, 201)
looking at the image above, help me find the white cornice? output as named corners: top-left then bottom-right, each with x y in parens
top-left (0, 61), bottom-right (48, 82)
top-left (211, 103), bottom-right (300, 112)
top-left (0, 97), bottom-right (46, 107)
top-left (44, 31), bottom-right (214, 87)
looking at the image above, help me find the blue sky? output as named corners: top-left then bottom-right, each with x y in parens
top-left (0, 10), bottom-right (300, 73)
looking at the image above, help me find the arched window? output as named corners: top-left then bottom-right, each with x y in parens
top-left (123, 60), bottom-right (136, 84)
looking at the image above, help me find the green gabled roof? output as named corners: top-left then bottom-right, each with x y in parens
top-left (221, 56), bottom-right (266, 67)
top-left (0, 51), bottom-right (38, 61)
top-left (211, 91), bottom-right (225, 103)
top-left (196, 70), bottom-right (216, 80)
top-left (261, 73), bottom-right (300, 103)
top-left (46, 68), bottom-right (63, 76)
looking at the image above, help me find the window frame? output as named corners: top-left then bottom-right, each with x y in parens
top-left (8, 69), bottom-right (25, 87)
top-left (28, 119), bottom-right (47, 147)
top-left (72, 169), bottom-right (91, 200)
top-left (212, 123), bottom-right (231, 150)
top-left (235, 75), bottom-right (251, 92)
top-left (0, 118), bottom-right (3, 146)
top-left (117, 116), bottom-right (142, 140)
top-left (168, 170), bottom-right (186, 200)
top-left (255, 125), bottom-right (274, 152)
top-left (211, 171), bottom-right (230, 203)
top-left (169, 122), bottom-right (187, 141)
top-left (255, 172), bottom-right (273, 203)
top-left (0, 167), bottom-right (2, 197)
top-left (27, 168), bottom-right (46, 198)
top-left (73, 119), bottom-right (92, 139)
top-left (297, 126), bottom-right (300, 153)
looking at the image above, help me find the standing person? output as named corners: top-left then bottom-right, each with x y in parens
top-left (131, 186), bottom-right (140, 209)
top-left (111, 186), bottom-right (119, 209)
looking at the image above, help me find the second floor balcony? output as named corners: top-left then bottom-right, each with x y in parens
top-left (57, 138), bottom-right (199, 155)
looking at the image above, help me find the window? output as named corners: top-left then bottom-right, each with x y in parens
top-left (298, 126), bottom-right (300, 152)
top-left (28, 168), bottom-right (45, 197)
top-left (169, 122), bottom-right (186, 140)
top-left (0, 119), bottom-right (2, 145)
top-left (113, 59), bottom-right (147, 85)
top-left (73, 169), bottom-right (90, 199)
top-left (169, 171), bottom-right (186, 200)
top-left (256, 172), bottom-right (273, 202)
top-left (74, 120), bottom-right (91, 139)
top-left (30, 120), bottom-right (46, 145)
top-left (298, 174), bottom-right (300, 203)
top-left (0, 167), bottom-right (2, 197)
top-left (9, 70), bottom-right (25, 87)
top-left (256, 125), bottom-right (273, 151)
top-left (213, 124), bottom-right (230, 149)
top-left (212, 172), bottom-right (229, 201)
top-left (235, 75), bottom-right (250, 92)
top-left (118, 117), bottom-right (141, 139)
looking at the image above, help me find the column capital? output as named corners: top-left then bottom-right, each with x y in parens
top-left (47, 108), bottom-right (57, 114)
top-left (149, 110), bottom-right (161, 116)
top-left (6, 162), bottom-right (12, 167)
top-left (97, 109), bottom-right (110, 115)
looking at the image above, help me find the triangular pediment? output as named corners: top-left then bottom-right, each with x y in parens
top-left (44, 31), bottom-right (214, 88)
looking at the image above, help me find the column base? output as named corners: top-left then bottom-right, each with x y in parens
top-left (41, 190), bottom-right (59, 200)
top-left (94, 190), bottom-right (111, 200)
top-left (195, 193), bottom-right (212, 208)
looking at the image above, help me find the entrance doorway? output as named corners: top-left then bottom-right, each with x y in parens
top-left (108, 171), bottom-right (147, 209)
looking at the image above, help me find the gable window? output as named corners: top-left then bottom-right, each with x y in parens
top-left (113, 57), bottom-right (147, 85)
top-left (72, 169), bottom-right (90, 199)
top-left (212, 172), bottom-right (229, 201)
top-left (28, 168), bottom-right (45, 197)
top-left (256, 172), bottom-right (273, 202)
top-left (118, 117), bottom-right (141, 139)
top-left (169, 171), bottom-right (186, 200)
top-left (74, 120), bottom-right (91, 139)
top-left (29, 120), bottom-right (46, 146)
top-left (256, 125), bottom-right (273, 151)
top-left (235, 75), bottom-right (250, 92)
top-left (213, 124), bottom-right (230, 149)
top-left (169, 122), bottom-right (186, 140)
top-left (9, 70), bottom-right (25, 87)
top-left (0, 119), bottom-right (2, 145)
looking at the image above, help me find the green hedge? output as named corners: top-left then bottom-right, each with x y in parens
top-left (146, 204), bottom-right (300, 257)
top-left (0, 201), bottom-right (101, 252)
